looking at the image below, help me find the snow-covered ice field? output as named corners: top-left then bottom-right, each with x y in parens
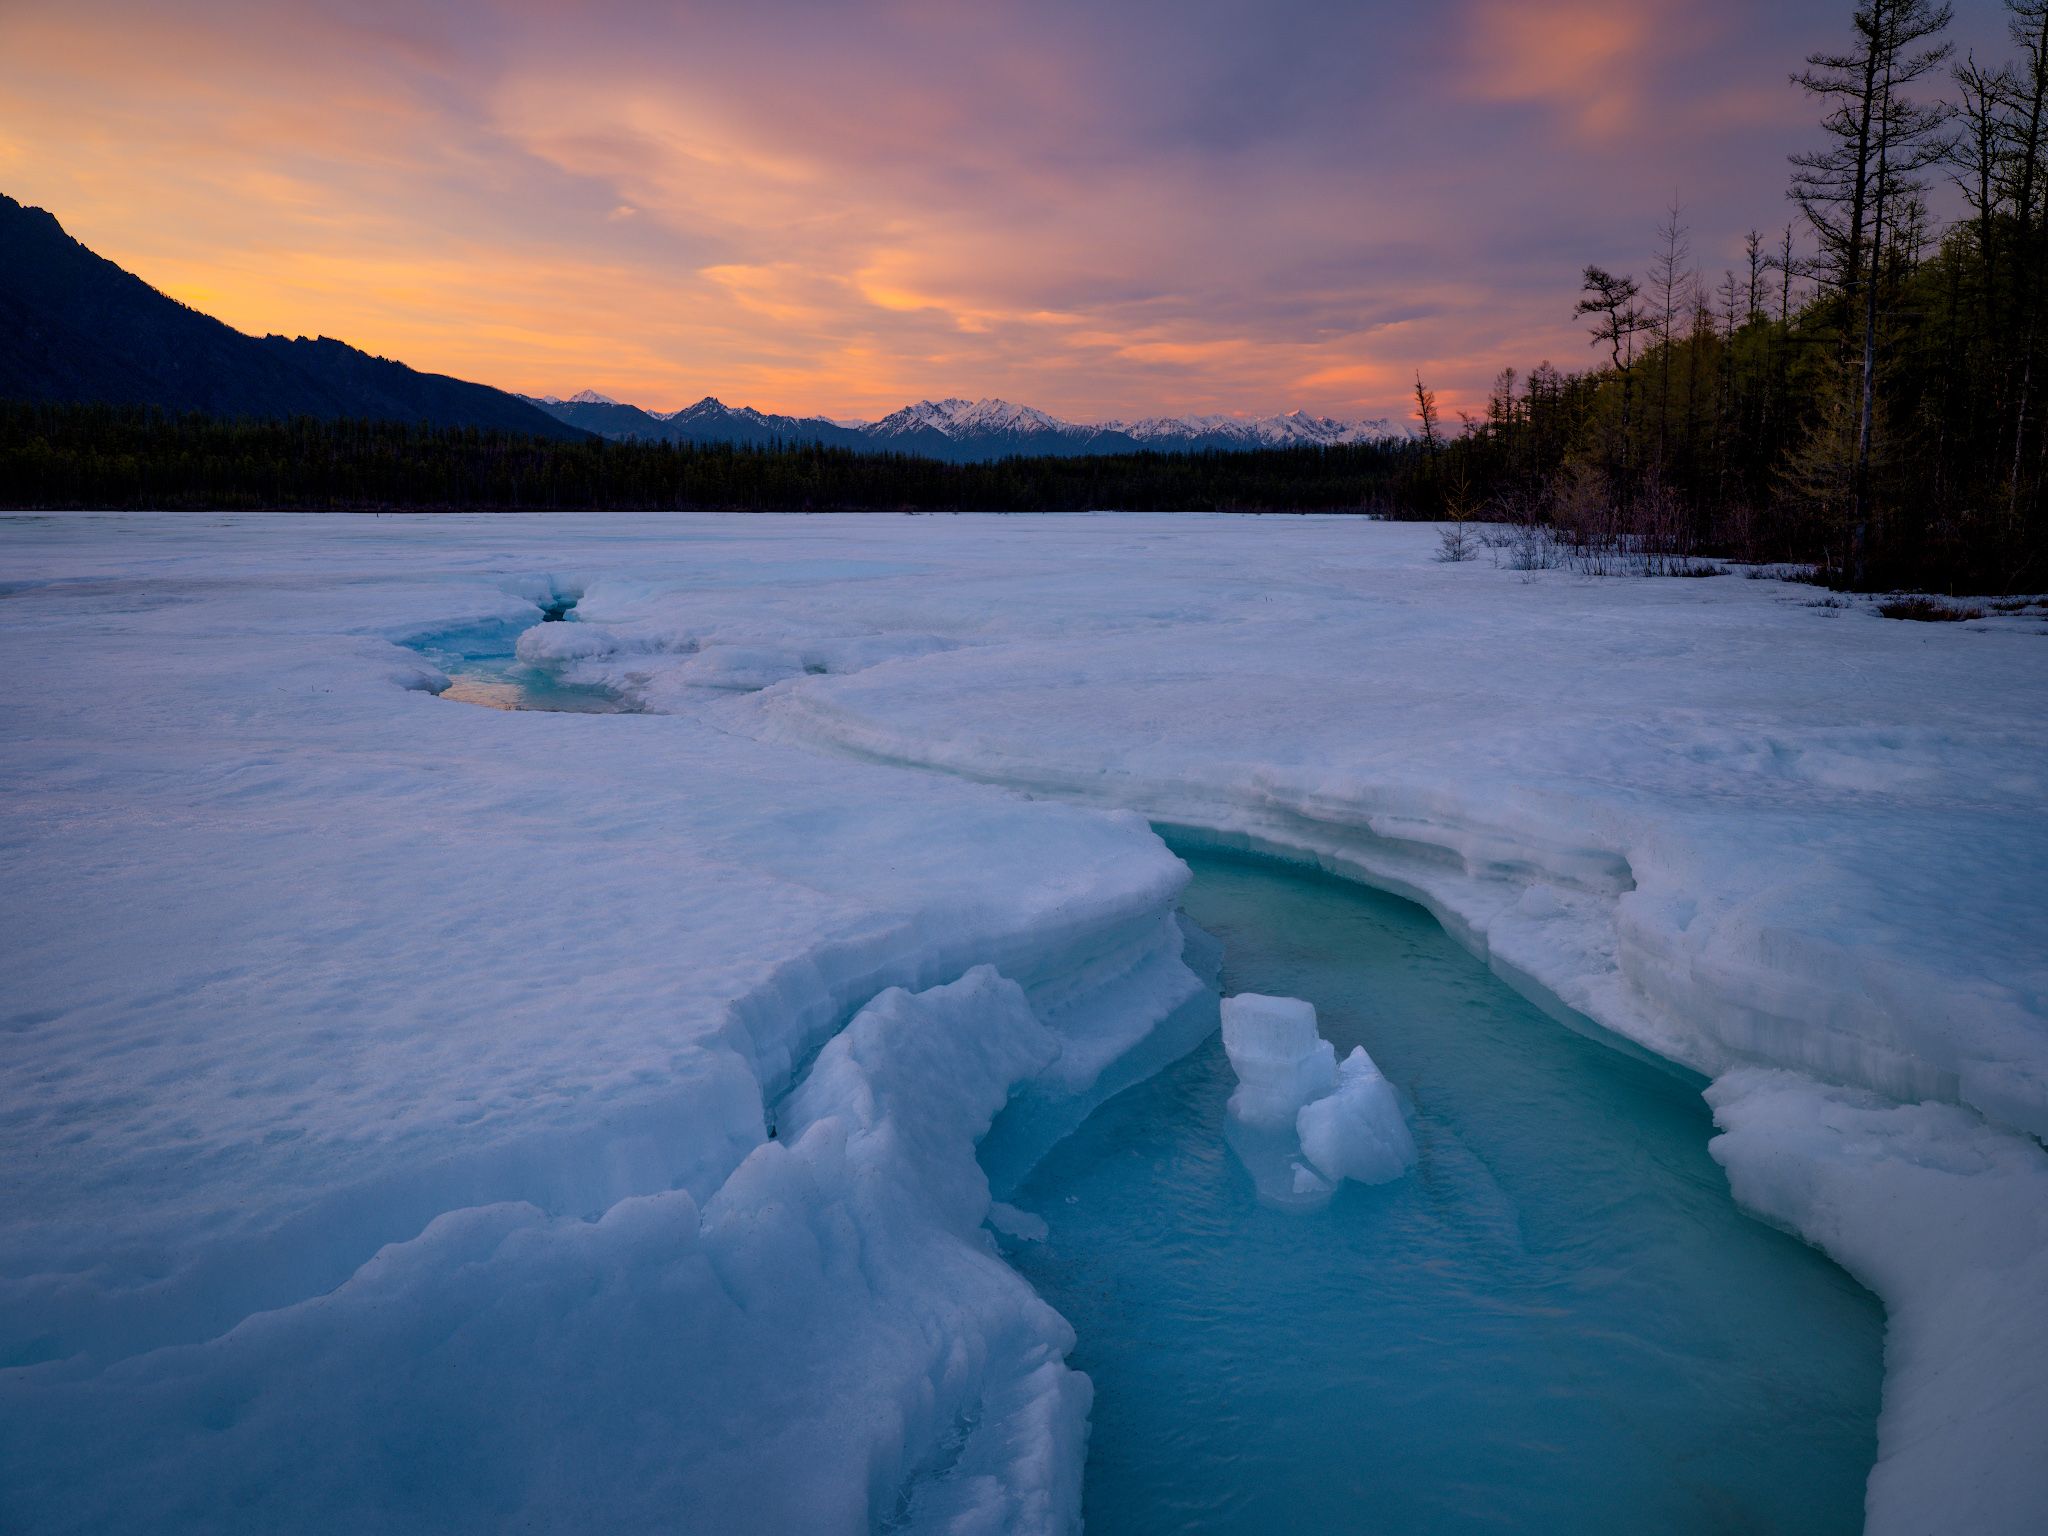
top-left (1, 511), bottom-right (2043, 1533)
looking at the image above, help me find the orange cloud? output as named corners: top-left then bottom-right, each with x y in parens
top-left (1462, 0), bottom-right (1700, 144)
top-left (0, 0), bottom-right (1798, 424)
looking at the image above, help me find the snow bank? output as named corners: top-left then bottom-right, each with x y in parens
top-left (1707, 1070), bottom-right (2048, 1536)
top-left (1, 970), bottom-right (1094, 1534)
top-left (0, 516), bottom-right (1211, 1532)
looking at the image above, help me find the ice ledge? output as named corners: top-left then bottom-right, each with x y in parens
top-left (761, 685), bottom-right (2043, 1138)
top-left (1, 968), bottom-right (1139, 1534)
top-left (0, 852), bottom-right (1196, 1377)
top-left (750, 691), bottom-right (2048, 1534)
top-left (1709, 1070), bottom-right (2048, 1536)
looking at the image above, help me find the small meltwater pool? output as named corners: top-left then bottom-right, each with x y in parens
top-left (411, 615), bottom-right (634, 714)
top-left (997, 849), bottom-right (1884, 1535)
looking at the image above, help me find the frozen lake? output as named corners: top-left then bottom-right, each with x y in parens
top-left (3, 513), bottom-right (2041, 1534)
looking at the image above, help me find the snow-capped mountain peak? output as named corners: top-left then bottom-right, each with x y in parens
top-left (526, 388), bottom-right (1394, 458)
top-left (661, 397), bottom-right (764, 425)
top-left (870, 399), bottom-right (980, 437)
top-left (529, 388), bottom-right (622, 407)
top-left (951, 398), bottom-right (1064, 434)
top-left (651, 396), bottom-right (723, 422)
top-left (1105, 409), bottom-right (1395, 448)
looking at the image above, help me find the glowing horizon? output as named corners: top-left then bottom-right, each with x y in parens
top-left (0, 0), bottom-right (2001, 425)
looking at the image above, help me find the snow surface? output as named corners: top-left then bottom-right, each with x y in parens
top-left (0, 516), bottom-right (1201, 1532)
top-left (2, 512), bottom-right (2045, 1533)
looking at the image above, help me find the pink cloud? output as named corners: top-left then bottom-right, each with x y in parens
top-left (0, 0), bottom-right (1882, 423)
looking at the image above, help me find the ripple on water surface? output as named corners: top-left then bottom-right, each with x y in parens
top-left (1002, 850), bottom-right (1883, 1536)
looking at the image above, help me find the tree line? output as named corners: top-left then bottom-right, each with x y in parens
top-left (0, 401), bottom-right (1430, 515)
top-left (1413, 0), bottom-right (2046, 593)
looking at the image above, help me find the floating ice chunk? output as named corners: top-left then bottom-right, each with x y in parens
top-left (988, 1201), bottom-right (1049, 1243)
top-left (1221, 1112), bottom-right (1329, 1211)
top-left (1291, 1162), bottom-right (1333, 1197)
top-left (1297, 1046), bottom-right (1417, 1186)
top-left (1222, 994), bottom-right (1413, 1205)
top-left (1220, 993), bottom-right (1336, 1129)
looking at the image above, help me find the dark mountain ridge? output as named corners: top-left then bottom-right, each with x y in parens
top-left (525, 393), bottom-right (871, 452)
top-left (0, 194), bottom-right (585, 439)
top-left (0, 192), bottom-right (1393, 464)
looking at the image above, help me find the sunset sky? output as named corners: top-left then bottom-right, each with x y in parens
top-left (0, 0), bottom-right (2006, 423)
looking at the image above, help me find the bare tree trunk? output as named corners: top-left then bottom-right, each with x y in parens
top-left (2012, 14), bottom-right (2048, 518)
top-left (1853, 109), bottom-right (1889, 586)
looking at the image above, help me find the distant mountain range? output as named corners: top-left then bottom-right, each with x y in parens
top-left (0, 191), bottom-right (1394, 461)
top-left (0, 195), bottom-right (584, 440)
top-left (524, 390), bottom-right (1395, 462)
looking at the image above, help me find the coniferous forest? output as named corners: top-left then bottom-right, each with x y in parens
top-left (0, 402), bottom-right (1421, 516)
top-left (5, 0), bottom-right (2048, 593)
top-left (1413, 0), bottom-right (2048, 594)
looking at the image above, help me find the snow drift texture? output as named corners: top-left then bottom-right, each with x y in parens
top-left (3, 512), bottom-right (2045, 1534)
top-left (0, 517), bottom-right (1204, 1533)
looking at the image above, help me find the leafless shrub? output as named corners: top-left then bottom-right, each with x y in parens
top-left (1876, 595), bottom-right (1984, 621)
top-left (1434, 469), bottom-right (1480, 561)
top-left (1506, 524), bottom-right (1566, 570)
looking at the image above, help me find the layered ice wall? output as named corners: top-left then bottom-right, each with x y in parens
top-left (4, 972), bottom-right (1100, 1533)
top-left (0, 518), bottom-right (1205, 1532)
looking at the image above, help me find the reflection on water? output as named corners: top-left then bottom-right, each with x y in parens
top-left (407, 616), bottom-right (633, 715)
top-left (1000, 849), bottom-right (1883, 1536)
top-left (439, 675), bottom-right (537, 711)
top-left (434, 659), bottom-right (632, 714)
